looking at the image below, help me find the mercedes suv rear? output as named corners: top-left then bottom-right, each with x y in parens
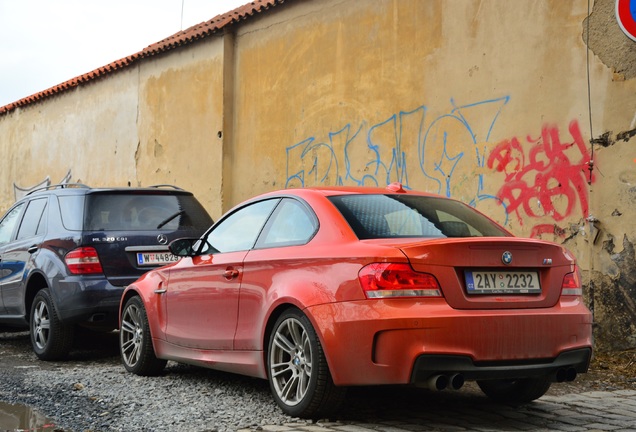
top-left (0, 184), bottom-right (213, 360)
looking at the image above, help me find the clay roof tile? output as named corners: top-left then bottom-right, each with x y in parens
top-left (0, 0), bottom-right (283, 115)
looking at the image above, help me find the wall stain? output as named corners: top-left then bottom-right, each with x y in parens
top-left (591, 131), bottom-right (614, 147)
top-left (592, 235), bottom-right (636, 351)
top-left (617, 128), bottom-right (636, 142)
top-left (583, 0), bottom-right (636, 80)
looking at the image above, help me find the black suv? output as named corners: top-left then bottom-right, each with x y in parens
top-left (0, 184), bottom-right (213, 360)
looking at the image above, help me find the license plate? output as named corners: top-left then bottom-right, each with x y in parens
top-left (465, 271), bottom-right (541, 294)
top-left (136, 252), bottom-right (180, 266)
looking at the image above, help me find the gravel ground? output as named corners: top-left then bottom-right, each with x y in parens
top-left (1, 327), bottom-right (635, 432)
top-left (0, 329), bottom-right (302, 431)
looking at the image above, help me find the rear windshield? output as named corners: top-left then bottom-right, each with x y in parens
top-left (58, 193), bottom-right (213, 232)
top-left (328, 194), bottom-right (509, 240)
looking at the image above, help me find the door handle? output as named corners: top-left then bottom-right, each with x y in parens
top-left (154, 281), bottom-right (166, 294)
top-left (223, 269), bottom-right (239, 280)
top-left (28, 245), bottom-right (39, 254)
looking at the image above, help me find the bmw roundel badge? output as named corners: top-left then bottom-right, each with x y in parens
top-left (502, 251), bottom-right (513, 265)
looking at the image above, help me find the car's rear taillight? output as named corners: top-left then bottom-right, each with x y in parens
top-left (65, 247), bottom-right (103, 274)
top-left (358, 263), bottom-right (442, 299)
top-left (561, 268), bottom-right (582, 296)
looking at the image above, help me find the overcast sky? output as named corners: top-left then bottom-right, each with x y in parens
top-left (0, 0), bottom-right (247, 107)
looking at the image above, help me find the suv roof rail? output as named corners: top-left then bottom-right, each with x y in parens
top-left (148, 184), bottom-right (184, 191)
top-left (25, 183), bottom-right (91, 196)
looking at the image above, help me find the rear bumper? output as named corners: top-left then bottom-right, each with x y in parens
top-left (52, 276), bottom-right (124, 328)
top-left (410, 348), bottom-right (591, 384)
top-left (306, 298), bottom-right (593, 386)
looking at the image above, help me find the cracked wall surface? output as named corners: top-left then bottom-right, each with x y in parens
top-left (590, 236), bottom-right (636, 351)
top-left (583, 0), bottom-right (636, 80)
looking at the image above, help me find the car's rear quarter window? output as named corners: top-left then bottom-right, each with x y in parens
top-left (57, 195), bottom-right (85, 231)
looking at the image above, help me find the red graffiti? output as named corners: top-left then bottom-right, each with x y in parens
top-left (530, 224), bottom-right (567, 238)
top-left (487, 120), bottom-right (594, 235)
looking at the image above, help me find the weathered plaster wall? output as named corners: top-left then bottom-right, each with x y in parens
top-left (0, 68), bottom-right (140, 209)
top-left (1, 0), bottom-right (635, 349)
top-left (136, 38), bottom-right (226, 219)
top-left (231, 0), bottom-right (598, 239)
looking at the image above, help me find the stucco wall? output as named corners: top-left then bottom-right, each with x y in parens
top-left (136, 38), bottom-right (226, 219)
top-left (0, 68), bottom-right (139, 204)
top-left (1, 0), bottom-right (635, 350)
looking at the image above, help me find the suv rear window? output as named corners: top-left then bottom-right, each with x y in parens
top-left (58, 193), bottom-right (213, 231)
top-left (328, 194), bottom-right (510, 239)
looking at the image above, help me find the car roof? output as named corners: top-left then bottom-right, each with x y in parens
top-left (257, 183), bottom-right (441, 200)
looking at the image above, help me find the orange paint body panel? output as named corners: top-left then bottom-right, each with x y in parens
top-left (307, 298), bottom-right (592, 386)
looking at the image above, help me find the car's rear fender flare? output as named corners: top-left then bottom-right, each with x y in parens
top-left (260, 300), bottom-right (342, 381)
top-left (261, 302), bottom-right (330, 381)
top-left (33, 245), bottom-right (68, 272)
top-left (24, 270), bottom-right (49, 320)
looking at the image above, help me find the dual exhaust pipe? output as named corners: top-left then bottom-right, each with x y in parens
top-left (554, 367), bottom-right (577, 383)
top-left (423, 367), bottom-right (577, 391)
top-left (425, 373), bottom-right (465, 391)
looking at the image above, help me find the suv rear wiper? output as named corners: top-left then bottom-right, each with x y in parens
top-left (157, 210), bottom-right (185, 229)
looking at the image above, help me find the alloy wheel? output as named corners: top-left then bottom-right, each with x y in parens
top-left (120, 302), bottom-right (144, 368)
top-left (31, 300), bottom-right (50, 350)
top-left (269, 317), bottom-right (312, 407)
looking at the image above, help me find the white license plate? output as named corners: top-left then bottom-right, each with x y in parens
top-left (136, 252), bottom-right (180, 266)
top-left (465, 271), bottom-right (541, 294)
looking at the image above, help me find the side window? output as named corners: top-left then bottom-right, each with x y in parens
top-left (257, 199), bottom-right (317, 248)
top-left (16, 198), bottom-right (48, 240)
top-left (0, 203), bottom-right (25, 244)
top-left (203, 199), bottom-right (279, 254)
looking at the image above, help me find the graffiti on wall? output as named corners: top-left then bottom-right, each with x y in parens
top-left (487, 120), bottom-right (594, 237)
top-left (285, 98), bottom-right (594, 237)
top-left (13, 169), bottom-right (72, 201)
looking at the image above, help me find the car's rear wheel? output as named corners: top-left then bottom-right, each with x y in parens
top-left (30, 288), bottom-right (74, 360)
top-left (120, 296), bottom-right (167, 375)
top-left (477, 376), bottom-right (552, 403)
top-left (267, 309), bottom-right (346, 419)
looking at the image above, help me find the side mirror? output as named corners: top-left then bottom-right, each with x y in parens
top-left (169, 238), bottom-right (198, 257)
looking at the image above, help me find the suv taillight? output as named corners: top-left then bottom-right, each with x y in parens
top-left (65, 247), bottom-right (103, 274)
top-left (561, 268), bottom-right (582, 296)
top-left (358, 263), bottom-right (442, 299)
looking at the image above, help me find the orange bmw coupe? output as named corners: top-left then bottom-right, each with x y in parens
top-left (119, 184), bottom-right (593, 418)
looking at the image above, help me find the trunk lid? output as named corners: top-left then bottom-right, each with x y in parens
top-left (393, 237), bottom-right (576, 310)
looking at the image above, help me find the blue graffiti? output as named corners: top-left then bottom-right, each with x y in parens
top-left (285, 97), bottom-right (511, 222)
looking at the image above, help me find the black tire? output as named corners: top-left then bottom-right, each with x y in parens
top-left (477, 376), bottom-right (552, 403)
top-left (267, 308), bottom-right (346, 419)
top-left (119, 296), bottom-right (167, 376)
top-left (30, 288), bottom-right (74, 360)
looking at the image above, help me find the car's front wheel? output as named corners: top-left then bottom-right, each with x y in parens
top-left (267, 308), bottom-right (346, 419)
top-left (477, 376), bottom-right (552, 403)
top-left (30, 288), bottom-right (74, 360)
top-left (120, 296), bottom-right (167, 375)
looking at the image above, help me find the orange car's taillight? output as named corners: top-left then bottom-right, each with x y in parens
top-left (561, 268), bottom-right (583, 296)
top-left (65, 247), bottom-right (103, 274)
top-left (358, 263), bottom-right (442, 299)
